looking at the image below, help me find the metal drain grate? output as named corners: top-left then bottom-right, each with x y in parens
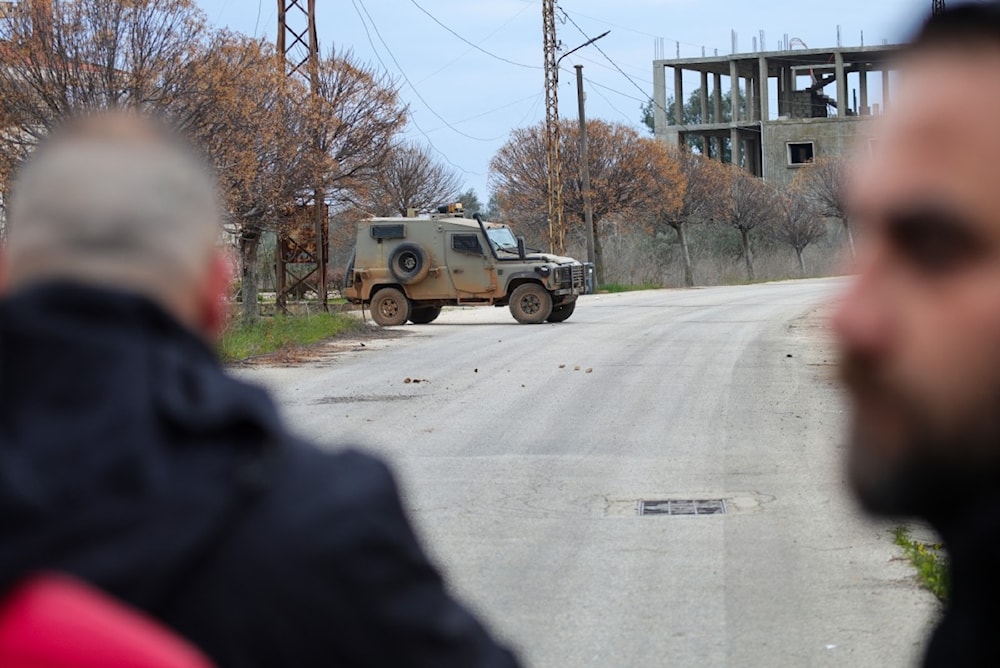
top-left (638, 499), bottom-right (727, 516)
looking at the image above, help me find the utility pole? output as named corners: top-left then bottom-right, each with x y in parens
top-left (542, 0), bottom-right (562, 254)
top-left (277, 0), bottom-right (327, 311)
top-left (575, 65), bottom-right (595, 272)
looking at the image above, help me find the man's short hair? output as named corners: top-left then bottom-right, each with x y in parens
top-left (4, 111), bottom-right (222, 305)
top-left (910, 1), bottom-right (1000, 51)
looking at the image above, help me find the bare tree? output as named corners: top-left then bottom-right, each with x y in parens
top-left (794, 156), bottom-right (854, 257)
top-left (768, 186), bottom-right (827, 276)
top-left (721, 168), bottom-right (778, 281)
top-left (311, 49), bottom-right (408, 207)
top-left (363, 142), bottom-right (462, 216)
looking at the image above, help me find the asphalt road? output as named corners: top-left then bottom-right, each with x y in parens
top-left (234, 279), bottom-right (937, 668)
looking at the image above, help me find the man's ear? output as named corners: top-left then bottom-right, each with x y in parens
top-left (198, 250), bottom-right (233, 342)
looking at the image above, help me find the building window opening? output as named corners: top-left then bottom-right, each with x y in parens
top-left (787, 142), bottom-right (815, 166)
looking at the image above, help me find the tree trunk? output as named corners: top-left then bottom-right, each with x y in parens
top-left (740, 227), bottom-right (755, 281)
top-left (842, 218), bottom-right (856, 259)
top-left (796, 246), bottom-right (806, 277)
top-left (673, 221), bottom-right (695, 287)
top-left (240, 229), bottom-right (261, 326)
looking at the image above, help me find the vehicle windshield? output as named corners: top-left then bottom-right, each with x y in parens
top-left (486, 227), bottom-right (519, 252)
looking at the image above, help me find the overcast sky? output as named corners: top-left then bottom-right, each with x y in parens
top-left (195, 0), bottom-right (928, 203)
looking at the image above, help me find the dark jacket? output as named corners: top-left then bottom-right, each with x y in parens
top-left (0, 283), bottom-right (520, 667)
top-left (924, 496), bottom-right (1000, 668)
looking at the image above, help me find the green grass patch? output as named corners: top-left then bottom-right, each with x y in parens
top-left (219, 312), bottom-right (363, 363)
top-left (598, 283), bottom-right (662, 293)
top-left (893, 526), bottom-right (949, 603)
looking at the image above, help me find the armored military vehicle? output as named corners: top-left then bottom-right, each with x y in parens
top-left (342, 206), bottom-right (587, 326)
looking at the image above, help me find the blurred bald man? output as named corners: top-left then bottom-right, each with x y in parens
top-left (0, 113), bottom-right (520, 667)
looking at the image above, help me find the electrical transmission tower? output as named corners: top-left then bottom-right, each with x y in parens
top-left (276, 0), bottom-right (327, 311)
top-left (932, 0), bottom-right (946, 15)
top-left (542, 0), bottom-right (563, 254)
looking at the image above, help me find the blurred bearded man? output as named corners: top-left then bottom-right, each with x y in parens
top-left (836, 3), bottom-right (1000, 666)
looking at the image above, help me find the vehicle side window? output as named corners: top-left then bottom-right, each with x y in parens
top-left (452, 234), bottom-right (483, 255)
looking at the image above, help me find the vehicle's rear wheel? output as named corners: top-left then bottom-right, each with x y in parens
top-left (509, 283), bottom-right (552, 324)
top-left (546, 301), bottom-right (576, 323)
top-left (370, 287), bottom-right (411, 327)
top-left (409, 305), bottom-right (442, 324)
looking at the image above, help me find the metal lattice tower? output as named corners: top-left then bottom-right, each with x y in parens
top-left (277, 0), bottom-right (319, 82)
top-left (277, 0), bottom-right (327, 310)
top-left (542, 0), bottom-right (563, 254)
top-left (932, 0), bottom-right (946, 15)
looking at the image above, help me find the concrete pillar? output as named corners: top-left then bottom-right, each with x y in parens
top-left (701, 136), bottom-right (710, 156)
top-left (700, 71), bottom-right (709, 124)
top-left (835, 52), bottom-right (847, 117)
top-left (713, 72), bottom-right (723, 122)
top-left (653, 62), bottom-right (668, 133)
top-left (674, 66), bottom-right (684, 125)
top-left (781, 66), bottom-right (795, 117)
top-left (730, 60), bottom-right (740, 123)
top-left (758, 56), bottom-right (769, 122)
top-left (751, 74), bottom-right (760, 122)
top-left (859, 63), bottom-right (869, 116)
top-left (731, 127), bottom-right (741, 166)
top-left (882, 68), bottom-right (891, 114)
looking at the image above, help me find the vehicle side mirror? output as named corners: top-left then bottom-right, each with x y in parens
top-left (517, 236), bottom-right (526, 261)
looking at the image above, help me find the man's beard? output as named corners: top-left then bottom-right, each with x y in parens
top-left (841, 352), bottom-right (1000, 521)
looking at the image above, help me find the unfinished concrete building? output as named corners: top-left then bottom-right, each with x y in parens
top-left (652, 45), bottom-right (901, 186)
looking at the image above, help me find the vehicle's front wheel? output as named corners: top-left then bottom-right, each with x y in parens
top-left (409, 305), bottom-right (442, 324)
top-left (371, 287), bottom-right (411, 326)
top-left (509, 283), bottom-right (552, 324)
top-left (546, 301), bottom-right (576, 323)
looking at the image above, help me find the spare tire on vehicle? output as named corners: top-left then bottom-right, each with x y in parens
top-left (389, 243), bottom-right (430, 284)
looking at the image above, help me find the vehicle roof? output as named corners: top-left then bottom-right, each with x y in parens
top-left (365, 216), bottom-right (504, 229)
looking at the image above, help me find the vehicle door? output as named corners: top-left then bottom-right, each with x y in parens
top-left (446, 231), bottom-right (497, 299)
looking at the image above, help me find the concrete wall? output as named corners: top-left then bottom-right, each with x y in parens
top-left (762, 117), bottom-right (876, 187)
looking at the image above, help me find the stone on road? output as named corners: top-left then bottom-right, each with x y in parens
top-left (235, 279), bottom-right (936, 668)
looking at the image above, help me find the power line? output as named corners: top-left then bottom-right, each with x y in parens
top-left (560, 9), bottom-right (673, 120)
top-left (348, 0), bottom-right (480, 176)
top-left (567, 9), bottom-right (725, 53)
top-left (351, 0), bottom-right (507, 143)
top-left (415, 2), bottom-right (535, 84)
top-left (584, 78), bottom-right (635, 125)
top-left (425, 92), bottom-right (543, 132)
top-left (572, 52), bottom-right (653, 85)
top-left (408, 0), bottom-right (541, 70)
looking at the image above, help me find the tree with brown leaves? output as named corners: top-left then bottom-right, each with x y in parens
top-left (0, 0), bottom-right (209, 193)
top-left (649, 149), bottom-right (729, 286)
top-left (490, 119), bottom-right (678, 282)
top-left (178, 34), bottom-right (315, 325)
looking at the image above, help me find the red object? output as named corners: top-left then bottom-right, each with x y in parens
top-left (0, 573), bottom-right (214, 668)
